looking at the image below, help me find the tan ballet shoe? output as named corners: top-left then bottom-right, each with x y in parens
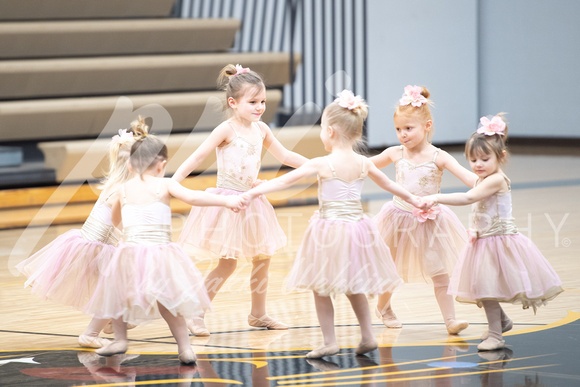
top-left (78, 334), bottom-right (111, 349)
top-left (446, 319), bottom-right (469, 335)
top-left (306, 344), bottom-right (340, 358)
top-left (95, 340), bottom-right (128, 357)
top-left (178, 348), bottom-right (197, 365)
top-left (248, 314), bottom-right (289, 330)
top-left (477, 338), bottom-right (505, 351)
top-left (481, 318), bottom-right (513, 341)
top-left (375, 306), bottom-right (402, 328)
top-left (355, 340), bottom-right (378, 355)
top-left (187, 317), bottom-right (210, 337)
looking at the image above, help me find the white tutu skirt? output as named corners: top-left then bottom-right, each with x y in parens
top-left (16, 229), bottom-right (114, 310)
top-left (287, 213), bottom-right (403, 296)
top-left (448, 233), bottom-right (563, 310)
top-left (374, 202), bottom-right (466, 283)
top-left (85, 242), bottom-right (211, 324)
top-left (178, 188), bottom-right (286, 259)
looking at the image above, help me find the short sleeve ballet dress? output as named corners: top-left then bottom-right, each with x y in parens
top-left (17, 192), bottom-right (121, 310)
top-left (85, 181), bottom-right (211, 324)
top-left (178, 121), bottom-right (286, 260)
top-left (448, 176), bottom-right (563, 310)
top-left (286, 157), bottom-right (403, 296)
top-left (374, 146), bottom-right (466, 282)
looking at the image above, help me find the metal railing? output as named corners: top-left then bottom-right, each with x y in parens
top-left (174, 0), bottom-right (368, 126)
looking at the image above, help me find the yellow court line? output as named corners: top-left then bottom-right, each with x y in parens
top-left (280, 364), bottom-right (556, 387)
top-left (275, 353), bottom-right (554, 385)
top-left (74, 378), bottom-right (243, 387)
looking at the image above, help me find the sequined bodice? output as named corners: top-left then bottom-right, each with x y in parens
top-left (216, 122), bottom-right (264, 192)
top-left (393, 146), bottom-right (442, 211)
top-left (472, 177), bottom-right (518, 238)
top-left (318, 157), bottom-right (366, 222)
top-left (80, 195), bottom-right (119, 245)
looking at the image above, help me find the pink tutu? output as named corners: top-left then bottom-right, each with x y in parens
top-left (16, 229), bottom-right (114, 310)
top-left (374, 202), bottom-right (466, 282)
top-left (85, 242), bottom-right (211, 325)
top-left (178, 188), bottom-right (286, 259)
top-left (448, 233), bottom-right (563, 310)
top-left (287, 213), bottom-right (403, 296)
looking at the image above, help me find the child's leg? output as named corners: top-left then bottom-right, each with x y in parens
top-left (432, 274), bottom-right (468, 334)
top-left (346, 293), bottom-right (378, 355)
top-left (306, 291), bottom-right (340, 358)
top-left (96, 318), bottom-right (128, 356)
top-left (247, 257), bottom-right (288, 330)
top-left (481, 304), bottom-right (513, 340)
top-left (376, 292), bottom-right (402, 328)
top-left (188, 258), bottom-right (238, 336)
top-left (479, 300), bottom-right (506, 351)
top-left (79, 318), bottom-right (110, 348)
top-left (157, 302), bottom-right (196, 364)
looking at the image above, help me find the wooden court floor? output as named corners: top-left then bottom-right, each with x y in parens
top-left (1, 148), bottom-right (579, 386)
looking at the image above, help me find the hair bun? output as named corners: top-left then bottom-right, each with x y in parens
top-left (130, 116), bottom-right (149, 140)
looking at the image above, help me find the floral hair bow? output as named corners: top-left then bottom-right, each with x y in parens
top-left (477, 115), bottom-right (506, 136)
top-left (111, 129), bottom-right (134, 144)
top-left (399, 85), bottom-right (428, 107)
top-left (334, 89), bottom-right (365, 110)
top-left (412, 206), bottom-right (441, 223)
top-left (234, 64), bottom-right (250, 76)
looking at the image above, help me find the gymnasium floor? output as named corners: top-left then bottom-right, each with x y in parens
top-left (1, 147), bottom-right (579, 386)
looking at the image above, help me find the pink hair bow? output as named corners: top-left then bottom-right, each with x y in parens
top-left (111, 129), bottom-right (133, 144)
top-left (477, 116), bottom-right (506, 136)
top-left (234, 64), bottom-right (250, 76)
top-left (466, 228), bottom-right (479, 243)
top-left (399, 85), bottom-right (428, 107)
top-left (412, 206), bottom-right (441, 223)
top-left (334, 89), bottom-right (365, 110)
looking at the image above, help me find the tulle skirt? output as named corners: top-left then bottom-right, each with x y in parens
top-left (85, 242), bottom-right (211, 325)
top-left (448, 233), bottom-right (563, 310)
top-left (287, 213), bottom-right (403, 296)
top-left (178, 188), bottom-right (286, 260)
top-left (374, 202), bottom-right (466, 283)
top-left (16, 229), bottom-right (114, 310)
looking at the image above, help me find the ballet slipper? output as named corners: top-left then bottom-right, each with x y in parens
top-left (375, 306), bottom-right (402, 329)
top-left (446, 319), bottom-right (469, 335)
top-left (306, 344), bottom-right (340, 359)
top-left (355, 340), bottom-right (378, 355)
top-left (248, 314), bottom-right (289, 330)
top-left (306, 358), bottom-right (340, 371)
top-left (95, 340), bottom-right (129, 357)
top-left (481, 318), bottom-right (513, 341)
top-left (187, 317), bottom-right (210, 337)
top-left (78, 334), bottom-right (111, 349)
top-left (477, 338), bottom-right (505, 351)
top-left (178, 348), bottom-right (197, 365)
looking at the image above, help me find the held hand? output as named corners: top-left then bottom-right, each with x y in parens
top-left (226, 196), bottom-right (244, 212)
top-left (409, 195), bottom-right (430, 211)
top-left (421, 195), bottom-right (438, 210)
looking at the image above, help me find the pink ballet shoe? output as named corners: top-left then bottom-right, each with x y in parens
top-left (446, 319), bottom-right (469, 335)
top-left (481, 318), bottom-right (513, 341)
top-left (306, 344), bottom-right (340, 358)
top-left (248, 314), bottom-right (289, 330)
top-left (375, 306), bottom-right (402, 328)
top-left (96, 340), bottom-right (128, 357)
top-left (477, 338), bottom-right (505, 351)
top-left (178, 348), bottom-right (197, 365)
top-left (187, 317), bottom-right (210, 337)
top-left (355, 340), bottom-right (378, 355)
top-left (78, 334), bottom-right (111, 349)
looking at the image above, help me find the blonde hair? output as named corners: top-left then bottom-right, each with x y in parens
top-left (129, 117), bottom-right (168, 178)
top-left (323, 94), bottom-right (368, 151)
top-left (394, 86), bottom-right (434, 142)
top-left (217, 64), bottom-right (265, 107)
top-left (465, 113), bottom-right (509, 164)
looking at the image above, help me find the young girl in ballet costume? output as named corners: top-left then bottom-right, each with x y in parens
top-left (372, 85), bottom-right (475, 334)
top-left (86, 130), bottom-right (246, 364)
top-left (423, 114), bottom-right (563, 350)
top-left (17, 124), bottom-right (138, 349)
top-left (243, 90), bottom-right (424, 358)
top-left (172, 64), bottom-right (308, 335)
